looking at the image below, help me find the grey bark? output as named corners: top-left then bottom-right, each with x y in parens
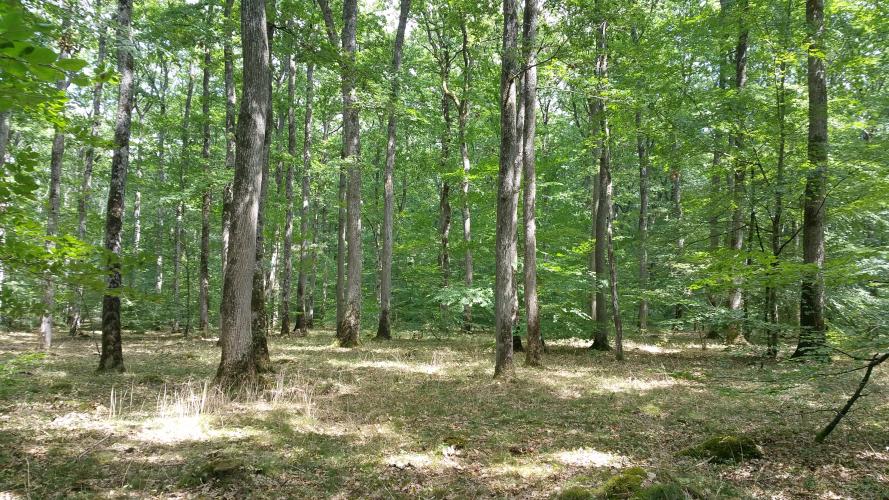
top-left (221, 0), bottom-right (236, 282)
top-left (174, 67), bottom-right (194, 335)
top-left (98, 0), bottom-right (134, 372)
top-left (494, 0), bottom-right (520, 378)
top-left (280, 50), bottom-right (297, 336)
top-left (216, 0), bottom-right (270, 388)
top-left (199, 41), bottom-right (212, 337)
top-left (523, 0), bottom-right (542, 366)
top-left (296, 62), bottom-right (314, 335)
top-left (377, 0), bottom-right (411, 340)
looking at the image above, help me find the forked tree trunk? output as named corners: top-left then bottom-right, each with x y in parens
top-left (216, 0), bottom-right (269, 389)
top-left (494, 0), bottom-right (520, 378)
top-left (793, 0), bottom-right (828, 359)
top-left (523, 0), bottom-right (542, 366)
top-left (377, 0), bottom-right (410, 340)
top-left (98, 0), bottom-right (134, 373)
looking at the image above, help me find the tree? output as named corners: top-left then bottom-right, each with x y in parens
top-left (522, 0), bottom-right (542, 366)
top-left (377, 0), bottom-right (411, 340)
top-left (216, 0), bottom-right (270, 388)
top-left (198, 33), bottom-right (212, 337)
top-left (494, 0), bottom-right (520, 378)
top-left (296, 62), bottom-right (314, 336)
top-left (97, 0), bottom-right (134, 373)
top-left (793, 0), bottom-right (828, 359)
top-left (280, 45), bottom-right (297, 336)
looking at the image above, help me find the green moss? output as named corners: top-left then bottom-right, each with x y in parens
top-left (556, 485), bottom-right (596, 500)
top-left (600, 467), bottom-right (648, 499)
top-left (637, 482), bottom-right (686, 500)
top-left (679, 435), bottom-right (762, 463)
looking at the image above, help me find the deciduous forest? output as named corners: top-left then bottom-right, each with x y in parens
top-left (1, 0), bottom-right (887, 497)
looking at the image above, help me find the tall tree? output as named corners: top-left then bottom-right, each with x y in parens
top-left (221, 0), bottom-right (236, 282)
top-left (97, 0), bottom-right (134, 372)
top-left (793, 0), bottom-right (828, 358)
top-left (199, 36), bottom-right (212, 337)
top-left (174, 65), bottom-right (194, 335)
top-left (591, 1), bottom-right (610, 352)
top-left (280, 46), bottom-right (297, 336)
top-left (494, 0), bottom-right (520, 378)
top-left (296, 62), bottom-right (314, 336)
top-left (523, 0), bottom-right (542, 365)
top-left (377, 0), bottom-right (411, 340)
top-left (216, 0), bottom-right (270, 388)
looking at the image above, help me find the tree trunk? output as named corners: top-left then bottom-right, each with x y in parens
top-left (174, 67), bottom-right (194, 335)
top-left (199, 41), bottom-right (212, 337)
top-left (216, 0), bottom-right (269, 389)
top-left (591, 6), bottom-right (610, 352)
top-left (636, 109), bottom-right (649, 333)
top-left (221, 0), bottom-right (236, 283)
top-left (377, 0), bottom-right (410, 340)
top-left (523, 0), bottom-right (542, 366)
top-left (71, 15), bottom-right (105, 337)
top-left (338, 0), bottom-right (362, 347)
top-left (767, 51), bottom-right (788, 357)
top-left (725, 0), bottom-right (749, 344)
top-left (251, 13), bottom-right (275, 372)
top-left (458, 21), bottom-right (473, 335)
top-left (42, 107), bottom-right (65, 349)
top-left (98, 0), bottom-right (134, 372)
top-left (494, 0), bottom-right (520, 378)
top-left (280, 51), bottom-right (297, 336)
top-left (296, 62), bottom-right (314, 335)
top-left (154, 59), bottom-right (169, 301)
top-left (793, 0), bottom-right (828, 359)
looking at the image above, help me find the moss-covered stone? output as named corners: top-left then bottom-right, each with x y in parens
top-left (600, 467), bottom-right (648, 499)
top-left (637, 482), bottom-right (686, 500)
top-left (679, 434), bottom-right (762, 463)
top-left (556, 485), bottom-right (596, 500)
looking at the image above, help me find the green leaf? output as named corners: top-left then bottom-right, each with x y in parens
top-left (55, 58), bottom-right (87, 71)
top-left (21, 45), bottom-right (56, 64)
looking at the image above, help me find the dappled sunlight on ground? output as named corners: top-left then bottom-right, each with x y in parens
top-left (1, 329), bottom-right (887, 498)
top-left (549, 447), bottom-right (628, 468)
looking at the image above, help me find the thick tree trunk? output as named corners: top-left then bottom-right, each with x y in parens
top-left (296, 62), bottom-right (314, 335)
top-left (377, 0), bottom-right (410, 340)
top-left (494, 0), bottom-right (520, 378)
top-left (523, 0), bottom-right (542, 366)
top-left (199, 43), bottom-right (212, 337)
top-left (174, 68), bottom-right (194, 335)
top-left (216, 0), bottom-right (269, 388)
top-left (280, 52), bottom-right (297, 336)
top-left (337, 0), bottom-right (362, 347)
top-left (794, 0), bottom-right (828, 359)
top-left (98, 0), bottom-right (134, 373)
top-left (251, 14), bottom-right (275, 372)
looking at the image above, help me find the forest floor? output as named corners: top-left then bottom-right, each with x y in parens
top-left (0, 328), bottom-right (887, 499)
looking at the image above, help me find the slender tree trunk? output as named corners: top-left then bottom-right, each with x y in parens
top-left (154, 60), bottom-right (169, 301)
top-left (523, 0), bottom-right (542, 366)
top-left (793, 0), bottom-right (828, 359)
top-left (457, 20), bottom-right (473, 334)
top-left (0, 111), bottom-right (9, 321)
top-left (216, 0), bottom-right (269, 388)
top-left (591, 6), bottom-right (610, 352)
top-left (199, 41), bottom-right (212, 337)
top-left (636, 108), bottom-right (649, 333)
top-left (98, 0), bottom-right (134, 372)
top-left (494, 0), bottom-right (520, 378)
top-left (438, 68), bottom-right (452, 331)
top-left (72, 16), bottom-right (105, 337)
top-left (221, 0), bottom-right (236, 283)
top-left (307, 206), bottom-right (319, 328)
top-left (767, 54), bottom-right (788, 357)
top-left (280, 51), bottom-right (297, 336)
top-left (131, 137), bottom-right (142, 288)
top-left (671, 165), bottom-right (684, 320)
top-left (296, 62), bottom-right (314, 335)
top-left (174, 67), bottom-right (194, 335)
top-left (725, 0), bottom-right (749, 344)
top-left (587, 99), bottom-right (600, 328)
top-left (377, 0), bottom-right (410, 340)
top-left (41, 57), bottom-right (71, 349)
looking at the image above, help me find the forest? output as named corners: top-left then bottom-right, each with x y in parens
top-left (0, 0), bottom-right (887, 497)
